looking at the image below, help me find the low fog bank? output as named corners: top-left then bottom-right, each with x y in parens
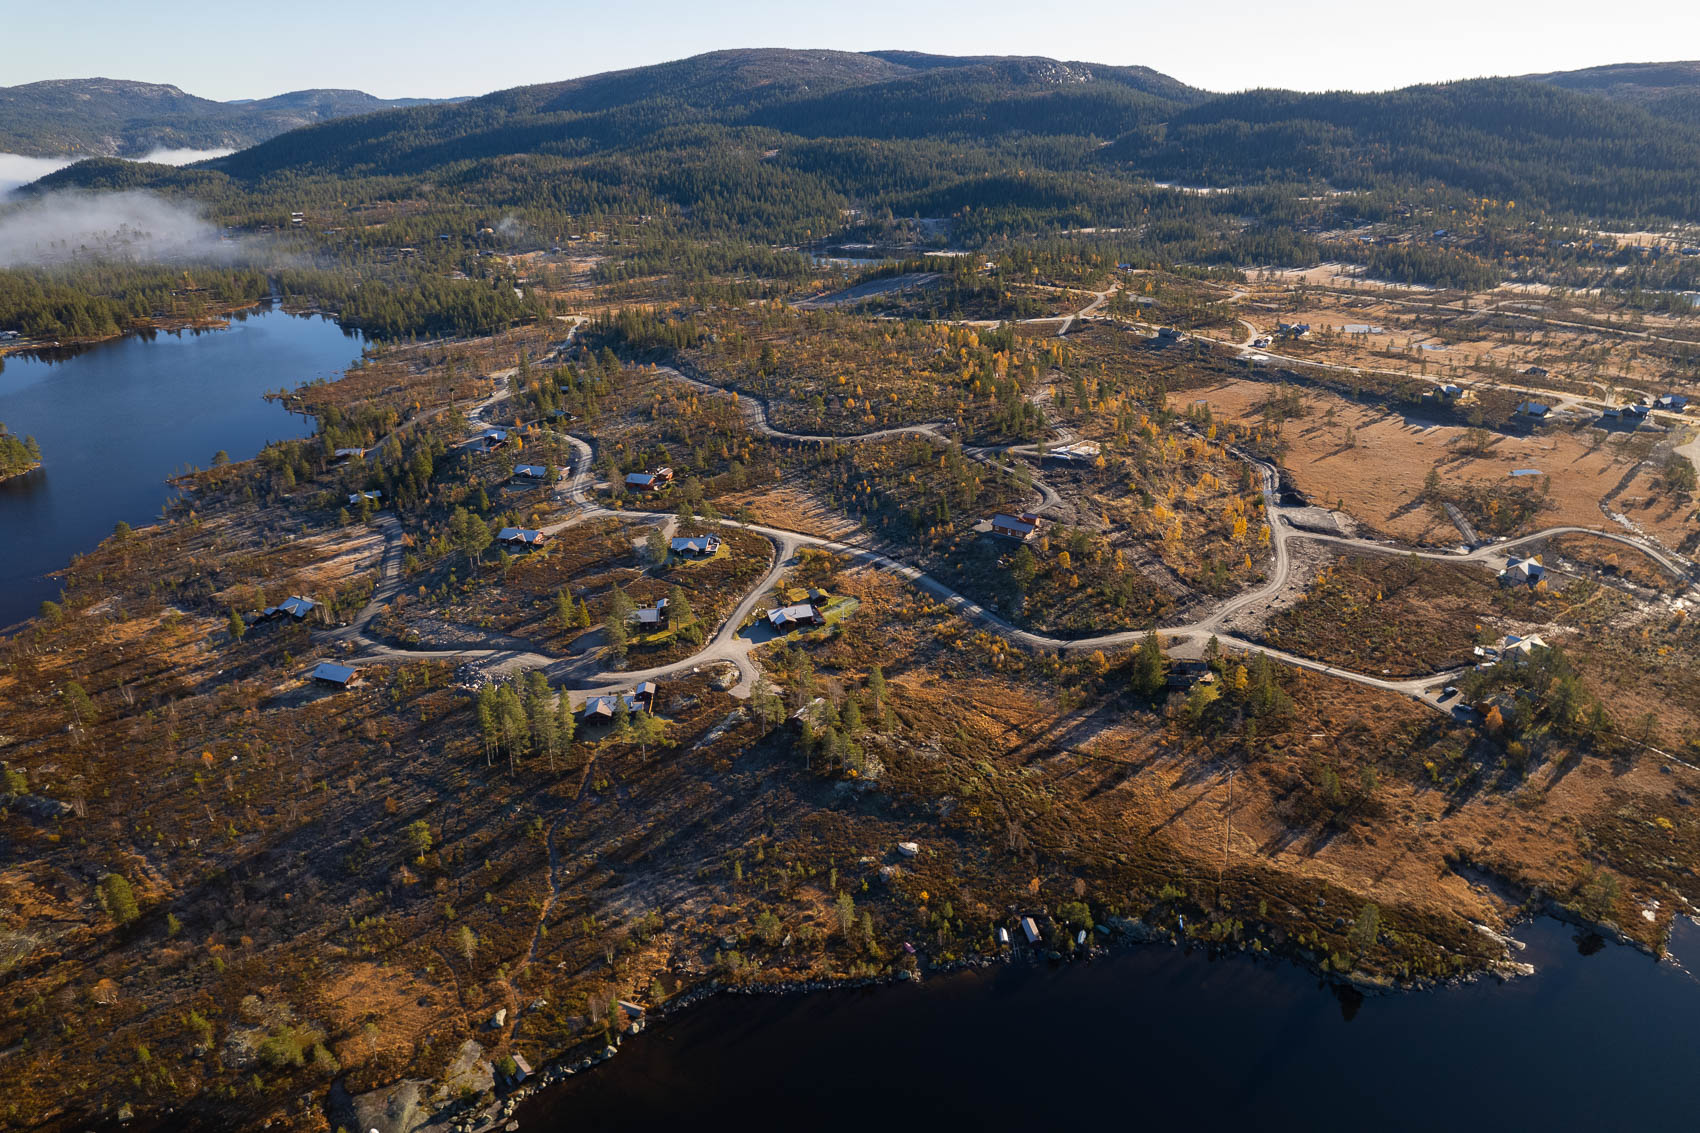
top-left (134, 147), bottom-right (235, 166)
top-left (0, 154), bottom-right (75, 196)
top-left (0, 148), bottom-right (234, 196)
top-left (0, 190), bottom-right (246, 268)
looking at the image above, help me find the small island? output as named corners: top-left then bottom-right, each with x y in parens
top-left (0, 423), bottom-right (42, 481)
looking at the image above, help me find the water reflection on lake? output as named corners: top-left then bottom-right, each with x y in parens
top-left (520, 917), bottom-right (1700, 1130)
top-left (0, 308), bottom-right (360, 628)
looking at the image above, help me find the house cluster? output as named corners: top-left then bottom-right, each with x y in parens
top-left (989, 511), bottom-right (1045, 542)
top-left (625, 467), bottom-right (674, 494)
top-left (1498, 554), bottom-right (1546, 588)
top-left (670, 533), bottom-right (721, 557)
top-left (497, 526), bottom-right (547, 548)
top-left (580, 681), bottom-right (658, 722)
top-left (0, 330), bottom-right (20, 342)
top-left (1275, 322), bottom-right (1311, 339)
top-left (1601, 394), bottom-right (1687, 424)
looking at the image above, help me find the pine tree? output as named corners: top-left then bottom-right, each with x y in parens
top-left (1130, 632), bottom-right (1165, 699)
top-left (669, 586), bottom-right (701, 646)
top-left (605, 586), bottom-right (632, 663)
top-left (557, 688), bottom-right (576, 755)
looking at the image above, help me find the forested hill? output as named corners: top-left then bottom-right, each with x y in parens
top-left (199, 49), bottom-right (1207, 181)
top-left (1524, 60), bottom-right (1700, 125)
top-left (29, 50), bottom-right (1700, 230)
top-left (0, 78), bottom-right (457, 157)
top-left (1105, 78), bottom-right (1700, 220)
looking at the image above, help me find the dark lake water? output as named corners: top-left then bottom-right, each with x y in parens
top-left (521, 917), bottom-right (1700, 1130)
top-left (0, 308), bottom-right (360, 629)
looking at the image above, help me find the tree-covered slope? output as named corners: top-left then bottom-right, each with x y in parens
top-left (1525, 60), bottom-right (1700, 125)
top-left (29, 51), bottom-right (1700, 228)
top-left (205, 49), bottom-right (1203, 181)
top-left (1104, 78), bottom-right (1700, 218)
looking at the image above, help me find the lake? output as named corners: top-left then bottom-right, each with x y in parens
top-left (0, 308), bottom-right (360, 629)
top-left (519, 917), bottom-right (1700, 1130)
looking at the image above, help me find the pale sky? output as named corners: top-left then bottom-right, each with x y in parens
top-left (7, 0), bottom-right (1698, 101)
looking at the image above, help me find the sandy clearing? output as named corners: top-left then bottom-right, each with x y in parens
top-left (1172, 379), bottom-right (1673, 544)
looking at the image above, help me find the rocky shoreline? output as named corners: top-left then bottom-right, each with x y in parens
top-left (344, 903), bottom-right (1629, 1133)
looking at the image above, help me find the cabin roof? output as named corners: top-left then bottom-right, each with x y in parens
top-left (312, 662), bottom-right (357, 685)
top-left (496, 527), bottom-right (545, 544)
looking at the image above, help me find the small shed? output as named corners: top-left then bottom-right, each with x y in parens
top-left (1020, 917), bottom-right (1041, 945)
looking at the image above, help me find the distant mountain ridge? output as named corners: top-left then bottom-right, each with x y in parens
top-left (0, 77), bottom-right (460, 158)
top-left (26, 51), bottom-right (1700, 225)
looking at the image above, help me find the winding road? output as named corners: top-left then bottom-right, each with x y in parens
top-left (321, 290), bottom-right (1696, 724)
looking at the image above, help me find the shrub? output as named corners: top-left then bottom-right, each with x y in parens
top-left (99, 874), bottom-right (140, 925)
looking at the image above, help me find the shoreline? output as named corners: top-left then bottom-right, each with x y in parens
top-left (380, 903), bottom-right (1655, 1133)
top-left (0, 298), bottom-right (286, 360)
top-left (0, 459), bottom-right (42, 484)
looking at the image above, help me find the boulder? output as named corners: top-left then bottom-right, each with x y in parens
top-left (896, 841), bottom-right (919, 857)
top-left (436, 1039), bottom-right (493, 1101)
top-left (345, 1079), bottom-right (432, 1133)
